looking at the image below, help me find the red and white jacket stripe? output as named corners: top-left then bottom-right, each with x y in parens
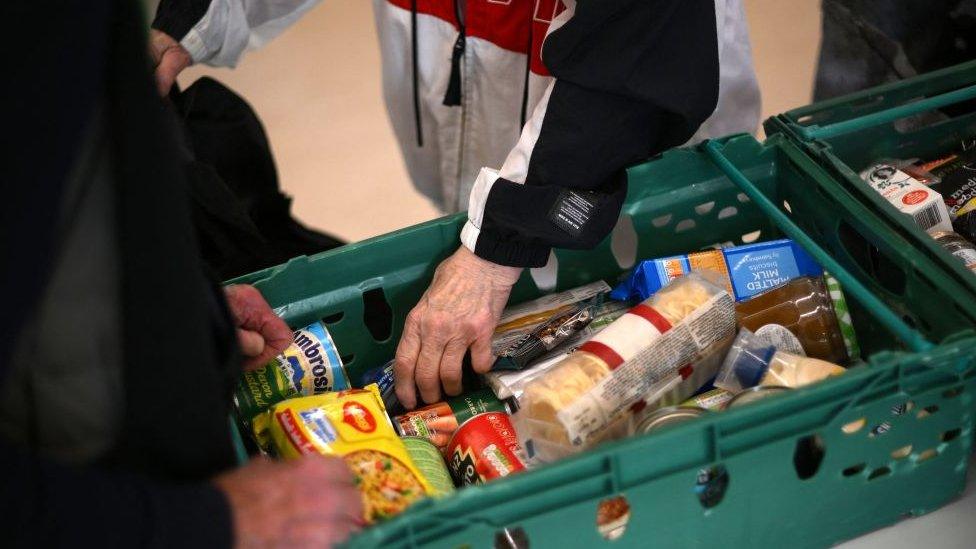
top-left (153, 0), bottom-right (760, 268)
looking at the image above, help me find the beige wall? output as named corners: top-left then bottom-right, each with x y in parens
top-left (178, 0), bottom-right (821, 243)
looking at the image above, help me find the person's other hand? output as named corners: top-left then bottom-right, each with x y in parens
top-left (149, 29), bottom-right (191, 96)
top-left (214, 455), bottom-right (364, 548)
top-left (395, 246), bottom-right (521, 408)
top-left (224, 284), bottom-right (293, 370)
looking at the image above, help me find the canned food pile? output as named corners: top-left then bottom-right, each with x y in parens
top-left (859, 140), bottom-right (976, 273)
top-left (232, 237), bottom-right (864, 525)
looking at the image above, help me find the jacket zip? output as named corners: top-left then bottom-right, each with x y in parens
top-left (443, 0), bottom-right (466, 106)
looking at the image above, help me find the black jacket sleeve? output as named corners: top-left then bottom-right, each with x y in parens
top-left (1, 442), bottom-right (233, 548)
top-left (460, 0), bottom-right (720, 267)
top-left (152, 0), bottom-right (213, 41)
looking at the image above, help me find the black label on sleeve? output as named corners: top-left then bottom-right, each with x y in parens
top-left (548, 189), bottom-right (603, 236)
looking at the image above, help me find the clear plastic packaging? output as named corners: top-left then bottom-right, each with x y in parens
top-left (715, 329), bottom-right (845, 393)
top-left (514, 273), bottom-right (736, 462)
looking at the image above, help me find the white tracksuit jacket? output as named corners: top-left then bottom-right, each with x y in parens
top-left (153, 0), bottom-right (760, 267)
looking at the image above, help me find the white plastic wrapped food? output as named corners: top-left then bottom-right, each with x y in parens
top-left (514, 273), bottom-right (736, 462)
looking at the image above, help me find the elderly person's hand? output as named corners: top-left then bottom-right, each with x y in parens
top-left (149, 29), bottom-right (191, 96)
top-left (214, 455), bottom-right (364, 548)
top-left (224, 284), bottom-right (293, 370)
top-left (394, 246), bottom-right (521, 409)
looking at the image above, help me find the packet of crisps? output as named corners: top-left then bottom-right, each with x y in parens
top-left (254, 384), bottom-right (432, 523)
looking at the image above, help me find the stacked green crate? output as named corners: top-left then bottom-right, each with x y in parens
top-left (229, 135), bottom-right (976, 548)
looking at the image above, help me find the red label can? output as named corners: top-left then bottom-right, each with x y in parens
top-left (446, 412), bottom-right (527, 486)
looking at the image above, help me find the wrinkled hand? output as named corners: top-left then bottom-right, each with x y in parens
top-left (225, 284), bottom-right (293, 371)
top-left (149, 29), bottom-right (191, 96)
top-left (395, 246), bottom-right (521, 408)
top-left (214, 455), bottom-right (364, 548)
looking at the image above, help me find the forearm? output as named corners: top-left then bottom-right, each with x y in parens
top-left (152, 0), bottom-right (321, 66)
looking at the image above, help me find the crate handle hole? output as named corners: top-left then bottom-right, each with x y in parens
top-left (868, 421), bottom-right (892, 437)
top-left (652, 214), bottom-right (672, 228)
top-left (943, 386), bottom-right (963, 399)
top-left (916, 448), bottom-right (938, 462)
top-left (841, 418), bottom-right (866, 434)
top-left (868, 466), bottom-right (891, 480)
top-left (611, 215), bottom-right (638, 269)
top-left (494, 526), bottom-right (530, 549)
top-left (321, 312), bottom-right (344, 324)
top-left (362, 288), bottom-right (393, 342)
top-left (695, 201), bottom-right (716, 215)
top-left (741, 230), bottom-right (762, 243)
top-left (793, 434), bottom-right (826, 480)
top-left (695, 464), bottom-right (729, 509)
top-left (596, 496), bottom-right (631, 541)
top-left (717, 206), bottom-right (738, 220)
top-left (891, 401), bottom-right (914, 416)
top-left (675, 219), bottom-right (696, 233)
top-left (736, 193), bottom-right (750, 203)
top-left (842, 463), bottom-right (866, 477)
top-left (529, 250), bottom-right (559, 291)
top-left (941, 428), bottom-right (962, 442)
top-left (891, 444), bottom-right (913, 460)
top-left (340, 353), bottom-right (355, 366)
top-left (917, 405), bottom-right (939, 419)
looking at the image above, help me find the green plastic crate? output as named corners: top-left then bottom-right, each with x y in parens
top-left (765, 60), bottom-right (976, 335)
top-left (228, 135), bottom-right (976, 548)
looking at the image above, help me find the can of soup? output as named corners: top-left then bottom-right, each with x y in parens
top-left (393, 388), bottom-right (509, 451)
top-left (724, 385), bottom-right (792, 409)
top-left (634, 406), bottom-right (708, 435)
top-left (401, 436), bottom-right (456, 496)
top-left (235, 321), bottom-right (350, 428)
top-left (680, 388), bottom-right (733, 411)
top-left (446, 412), bottom-right (526, 486)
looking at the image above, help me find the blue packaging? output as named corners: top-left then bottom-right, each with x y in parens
top-left (610, 239), bottom-right (823, 302)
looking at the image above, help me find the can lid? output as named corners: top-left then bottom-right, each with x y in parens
top-left (725, 385), bottom-right (792, 409)
top-left (637, 406), bottom-right (708, 434)
top-left (823, 272), bottom-right (860, 362)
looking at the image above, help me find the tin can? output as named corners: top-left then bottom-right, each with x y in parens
top-left (931, 231), bottom-right (976, 273)
top-left (360, 360), bottom-right (403, 415)
top-left (401, 436), bottom-right (455, 496)
top-left (394, 388), bottom-right (508, 451)
top-left (235, 321), bottom-right (350, 428)
top-left (680, 388), bottom-right (733, 411)
top-left (446, 412), bottom-right (526, 486)
top-left (634, 406), bottom-right (708, 435)
top-left (724, 385), bottom-right (792, 409)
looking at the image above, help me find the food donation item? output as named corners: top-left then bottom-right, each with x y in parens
top-left (515, 273), bottom-right (736, 462)
top-left (446, 412), bottom-right (527, 486)
top-left (724, 385), bottom-right (793, 409)
top-left (360, 360), bottom-right (402, 414)
top-left (928, 149), bottom-right (976, 221)
top-left (859, 163), bottom-right (952, 233)
top-left (609, 239), bottom-right (823, 302)
top-left (715, 329), bottom-right (845, 393)
top-left (931, 231), bottom-right (976, 273)
top-left (633, 406), bottom-right (708, 435)
top-left (493, 295), bottom-right (601, 371)
top-left (492, 281), bottom-right (611, 354)
top-left (393, 388), bottom-right (510, 451)
top-left (735, 276), bottom-right (856, 363)
top-left (484, 300), bottom-right (631, 400)
top-left (235, 321), bottom-right (350, 429)
top-left (401, 436), bottom-right (455, 497)
top-left (253, 385), bottom-right (431, 523)
top-left (681, 388), bottom-right (733, 410)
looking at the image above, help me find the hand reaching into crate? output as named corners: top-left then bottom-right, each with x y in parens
top-left (224, 284), bottom-right (293, 371)
top-left (395, 247), bottom-right (521, 408)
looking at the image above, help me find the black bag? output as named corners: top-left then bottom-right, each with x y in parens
top-left (169, 76), bottom-right (344, 280)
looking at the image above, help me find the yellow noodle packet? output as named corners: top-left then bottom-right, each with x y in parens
top-left (254, 384), bottom-right (432, 523)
